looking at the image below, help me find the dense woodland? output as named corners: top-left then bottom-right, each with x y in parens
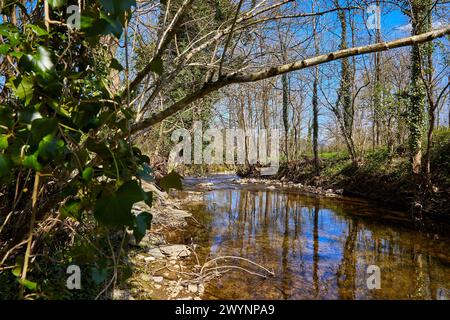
top-left (0, 0), bottom-right (449, 299)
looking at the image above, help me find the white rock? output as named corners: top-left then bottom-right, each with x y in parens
top-left (153, 276), bottom-right (164, 283)
top-left (159, 245), bottom-right (191, 258)
top-left (188, 284), bottom-right (198, 293)
top-left (144, 256), bottom-right (156, 262)
top-left (147, 248), bottom-right (165, 259)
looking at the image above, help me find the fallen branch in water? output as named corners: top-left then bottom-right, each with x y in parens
top-left (200, 255), bottom-right (275, 278)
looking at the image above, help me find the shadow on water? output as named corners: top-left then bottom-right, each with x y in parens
top-left (178, 175), bottom-right (450, 300)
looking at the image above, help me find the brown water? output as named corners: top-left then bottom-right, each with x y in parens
top-left (180, 175), bottom-right (450, 300)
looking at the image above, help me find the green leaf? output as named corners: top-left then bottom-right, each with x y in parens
top-left (61, 199), bottom-right (83, 220)
top-left (17, 278), bottom-right (37, 291)
top-left (0, 43), bottom-right (10, 54)
top-left (82, 167), bottom-right (94, 182)
top-left (48, 100), bottom-right (70, 117)
top-left (31, 118), bottom-right (58, 145)
top-left (18, 109), bottom-right (41, 124)
top-left (137, 163), bottom-right (154, 182)
top-left (37, 134), bottom-right (65, 161)
top-left (0, 135), bottom-right (9, 150)
top-left (73, 103), bottom-right (101, 131)
top-left (80, 12), bottom-right (99, 32)
top-left (20, 46), bottom-right (55, 76)
top-left (159, 170), bottom-right (183, 191)
top-left (22, 152), bottom-right (42, 171)
top-left (133, 211), bottom-right (152, 243)
top-left (47, 0), bottom-right (66, 8)
top-left (110, 58), bottom-right (123, 71)
top-left (28, 24), bottom-right (49, 36)
top-left (11, 76), bottom-right (34, 105)
top-left (0, 105), bottom-right (14, 130)
top-left (99, 11), bottom-right (123, 38)
top-left (86, 138), bottom-right (111, 159)
top-left (100, 0), bottom-right (136, 15)
top-left (11, 265), bottom-right (21, 277)
top-left (94, 180), bottom-right (147, 227)
top-left (149, 57), bottom-right (164, 75)
top-left (91, 267), bottom-right (107, 285)
top-left (0, 154), bottom-right (11, 177)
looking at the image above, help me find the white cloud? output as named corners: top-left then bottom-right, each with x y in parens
top-left (395, 20), bottom-right (446, 33)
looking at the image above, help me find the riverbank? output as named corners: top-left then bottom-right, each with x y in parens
top-left (116, 181), bottom-right (206, 300)
top-left (237, 136), bottom-right (450, 224)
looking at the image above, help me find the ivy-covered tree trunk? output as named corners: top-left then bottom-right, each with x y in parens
top-left (373, 0), bottom-right (382, 148)
top-left (409, 1), bottom-right (431, 174)
top-left (335, 4), bottom-right (358, 167)
top-left (408, 0), bottom-right (432, 215)
top-left (312, 0), bottom-right (320, 174)
top-left (282, 73), bottom-right (289, 162)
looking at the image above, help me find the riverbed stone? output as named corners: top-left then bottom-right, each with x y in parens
top-left (147, 247), bottom-right (165, 258)
top-left (188, 284), bottom-right (198, 293)
top-left (159, 244), bottom-right (191, 258)
top-left (144, 256), bottom-right (156, 262)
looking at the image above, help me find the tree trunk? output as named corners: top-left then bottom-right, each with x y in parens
top-left (373, 0), bottom-right (382, 147)
top-left (312, 0), bottom-right (321, 174)
top-left (408, 0), bottom-right (432, 217)
top-left (335, 4), bottom-right (357, 167)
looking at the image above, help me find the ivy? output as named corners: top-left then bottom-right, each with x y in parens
top-left (0, 1), bottom-right (179, 243)
top-left (0, 1), bottom-right (187, 298)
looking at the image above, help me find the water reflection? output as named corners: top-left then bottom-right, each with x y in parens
top-left (184, 187), bottom-right (450, 300)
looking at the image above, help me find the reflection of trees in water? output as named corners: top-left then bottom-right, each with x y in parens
top-left (198, 188), bottom-right (449, 299)
top-left (313, 203), bottom-right (320, 297)
top-left (336, 220), bottom-right (358, 299)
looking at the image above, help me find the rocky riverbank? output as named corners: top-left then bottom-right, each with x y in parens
top-left (116, 182), bottom-right (206, 300)
top-left (194, 177), bottom-right (344, 198)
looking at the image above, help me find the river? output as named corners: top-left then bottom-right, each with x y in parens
top-left (175, 174), bottom-right (450, 300)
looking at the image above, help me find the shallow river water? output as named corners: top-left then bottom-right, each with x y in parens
top-left (177, 175), bottom-right (450, 300)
